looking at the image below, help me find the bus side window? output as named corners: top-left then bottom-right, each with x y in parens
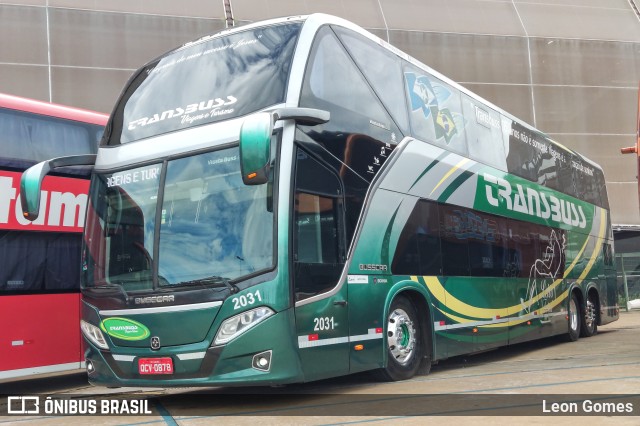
top-left (403, 64), bottom-right (467, 157)
top-left (298, 26), bottom-right (402, 182)
top-left (333, 26), bottom-right (409, 135)
top-left (467, 211), bottom-right (510, 277)
top-left (293, 148), bottom-right (345, 301)
top-left (392, 199), bottom-right (441, 276)
top-left (439, 204), bottom-right (471, 277)
top-left (507, 220), bottom-right (538, 279)
top-left (0, 231), bottom-right (46, 292)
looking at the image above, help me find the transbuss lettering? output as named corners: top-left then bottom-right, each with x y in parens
top-left (127, 96), bottom-right (237, 130)
top-left (483, 172), bottom-right (587, 229)
top-left (0, 171), bottom-right (88, 232)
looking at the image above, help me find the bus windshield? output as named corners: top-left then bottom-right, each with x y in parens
top-left (109, 21), bottom-right (302, 145)
top-left (82, 146), bottom-right (274, 292)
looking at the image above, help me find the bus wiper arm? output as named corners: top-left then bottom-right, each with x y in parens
top-left (174, 276), bottom-right (239, 293)
top-left (97, 283), bottom-right (131, 304)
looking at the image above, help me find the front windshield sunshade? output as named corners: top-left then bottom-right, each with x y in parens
top-left (82, 147), bottom-right (274, 292)
top-left (107, 22), bottom-right (301, 145)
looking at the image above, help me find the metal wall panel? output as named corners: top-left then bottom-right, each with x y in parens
top-left (530, 38), bottom-right (640, 87)
top-left (513, 0), bottom-right (630, 7)
top-left (49, 8), bottom-right (225, 69)
top-left (515, 2), bottom-right (640, 42)
top-left (380, 0), bottom-right (525, 36)
top-left (231, 0), bottom-right (386, 29)
top-left (50, 66), bottom-right (133, 113)
top-left (533, 86), bottom-right (636, 135)
top-left (0, 64), bottom-right (49, 101)
top-left (608, 183), bottom-right (640, 225)
top-left (0, 5), bottom-right (48, 64)
top-left (48, 0), bottom-right (223, 18)
top-left (0, 1), bottom-right (45, 6)
top-left (389, 31), bottom-right (530, 84)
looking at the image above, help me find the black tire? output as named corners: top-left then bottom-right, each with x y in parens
top-left (580, 291), bottom-right (598, 338)
top-left (567, 292), bottom-right (581, 342)
top-left (376, 296), bottom-right (424, 381)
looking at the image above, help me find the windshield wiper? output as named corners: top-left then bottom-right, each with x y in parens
top-left (95, 283), bottom-right (132, 304)
top-left (173, 276), bottom-right (239, 293)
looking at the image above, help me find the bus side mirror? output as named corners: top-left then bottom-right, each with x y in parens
top-left (20, 161), bottom-right (51, 221)
top-left (239, 108), bottom-right (329, 185)
top-left (239, 112), bottom-right (273, 185)
top-left (20, 154), bottom-right (97, 221)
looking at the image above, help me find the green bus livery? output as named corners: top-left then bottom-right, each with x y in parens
top-left (20, 14), bottom-right (618, 386)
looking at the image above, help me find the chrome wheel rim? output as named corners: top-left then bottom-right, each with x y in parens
top-left (569, 297), bottom-right (579, 332)
top-left (387, 308), bottom-right (416, 365)
top-left (585, 299), bottom-right (596, 330)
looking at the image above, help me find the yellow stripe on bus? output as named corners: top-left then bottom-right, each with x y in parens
top-left (429, 158), bottom-right (470, 197)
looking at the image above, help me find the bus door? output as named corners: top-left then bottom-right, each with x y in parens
top-left (292, 148), bottom-right (350, 381)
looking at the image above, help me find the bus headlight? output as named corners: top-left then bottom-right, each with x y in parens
top-left (214, 307), bottom-right (274, 346)
top-left (81, 320), bottom-right (109, 349)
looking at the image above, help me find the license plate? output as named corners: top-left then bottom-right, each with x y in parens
top-left (138, 357), bottom-right (174, 375)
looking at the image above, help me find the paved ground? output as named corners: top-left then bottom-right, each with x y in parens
top-left (1, 310), bottom-right (639, 425)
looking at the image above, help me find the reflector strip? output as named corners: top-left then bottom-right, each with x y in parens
top-left (297, 329), bottom-right (385, 349)
top-left (176, 351), bottom-right (207, 361)
top-left (112, 354), bottom-right (136, 362)
top-left (298, 336), bottom-right (349, 349)
top-left (433, 310), bottom-right (567, 331)
top-left (350, 333), bottom-right (384, 342)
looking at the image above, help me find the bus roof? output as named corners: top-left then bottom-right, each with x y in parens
top-left (0, 93), bottom-right (108, 126)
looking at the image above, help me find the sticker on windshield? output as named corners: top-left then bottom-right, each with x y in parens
top-left (127, 96), bottom-right (237, 131)
top-left (208, 155), bottom-right (238, 166)
top-left (107, 165), bottom-right (161, 188)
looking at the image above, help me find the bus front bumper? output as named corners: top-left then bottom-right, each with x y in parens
top-left (84, 310), bottom-right (304, 387)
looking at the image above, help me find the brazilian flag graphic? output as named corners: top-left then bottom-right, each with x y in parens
top-left (433, 107), bottom-right (457, 143)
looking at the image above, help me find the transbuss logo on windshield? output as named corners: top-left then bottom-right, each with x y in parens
top-left (0, 170), bottom-right (89, 232)
top-left (127, 96), bottom-right (237, 130)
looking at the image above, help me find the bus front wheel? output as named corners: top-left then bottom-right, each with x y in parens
top-left (377, 296), bottom-right (423, 381)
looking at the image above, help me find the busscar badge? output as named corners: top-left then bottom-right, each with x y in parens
top-left (150, 336), bottom-right (161, 350)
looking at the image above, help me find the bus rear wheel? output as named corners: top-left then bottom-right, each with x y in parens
top-left (580, 292), bottom-right (598, 337)
top-left (376, 296), bottom-right (423, 381)
top-left (567, 292), bottom-right (581, 342)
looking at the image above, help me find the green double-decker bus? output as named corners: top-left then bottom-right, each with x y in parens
top-left (20, 14), bottom-right (618, 386)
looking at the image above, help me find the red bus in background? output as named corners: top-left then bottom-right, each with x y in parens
top-left (0, 93), bottom-right (108, 381)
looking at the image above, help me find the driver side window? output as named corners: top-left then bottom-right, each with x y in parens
top-left (293, 148), bottom-right (345, 301)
